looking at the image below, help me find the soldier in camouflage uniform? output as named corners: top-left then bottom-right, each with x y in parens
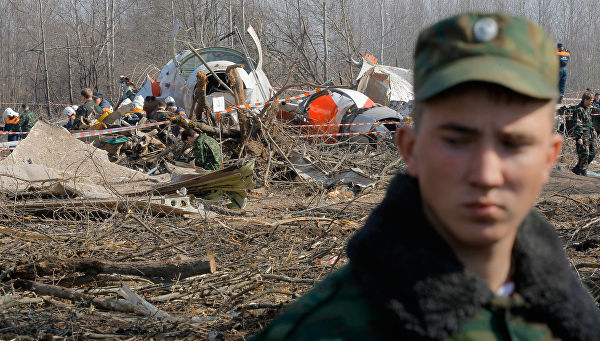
top-left (181, 128), bottom-right (222, 171)
top-left (74, 88), bottom-right (103, 130)
top-left (253, 13), bottom-right (600, 341)
top-left (572, 92), bottom-right (597, 176)
top-left (18, 103), bottom-right (36, 133)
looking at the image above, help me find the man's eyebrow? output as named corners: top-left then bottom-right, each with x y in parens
top-left (437, 123), bottom-right (479, 134)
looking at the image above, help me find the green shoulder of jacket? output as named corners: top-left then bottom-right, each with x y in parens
top-left (252, 265), bottom-right (393, 341)
top-left (253, 264), bottom-right (560, 341)
top-left (450, 294), bottom-right (559, 341)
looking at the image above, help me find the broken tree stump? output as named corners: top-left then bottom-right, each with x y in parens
top-left (191, 71), bottom-right (209, 122)
top-left (170, 115), bottom-right (240, 138)
top-left (8, 254), bottom-right (216, 281)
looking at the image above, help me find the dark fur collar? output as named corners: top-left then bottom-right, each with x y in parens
top-left (347, 174), bottom-right (600, 340)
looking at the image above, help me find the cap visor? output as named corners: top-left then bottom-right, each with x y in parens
top-left (416, 56), bottom-right (558, 101)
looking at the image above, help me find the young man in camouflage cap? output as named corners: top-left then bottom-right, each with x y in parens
top-left (253, 13), bottom-right (600, 340)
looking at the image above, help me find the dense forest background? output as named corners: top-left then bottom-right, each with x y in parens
top-left (0, 0), bottom-right (596, 116)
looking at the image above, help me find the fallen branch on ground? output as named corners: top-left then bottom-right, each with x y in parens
top-left (8, 255), bottom-right (216, 281)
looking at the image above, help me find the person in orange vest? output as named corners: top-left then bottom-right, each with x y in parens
top-left (63, 106), bottom-right (77, 130)
top-left (93, 92), bottom-right (113, 113)
top-left (557, 43), bottom-right (571, 103)
top-left (3, 109), bottom-right (20, 142)
top-left (122, 97), bottom-right (147, 125)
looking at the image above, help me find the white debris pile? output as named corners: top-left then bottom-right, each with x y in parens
top-left (0, 121), bottom-right (159, 198)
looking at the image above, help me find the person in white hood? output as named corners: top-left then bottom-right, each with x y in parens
top-left (3, 108), bottom-right (18, 124)
top-left (63, 106), bottom-right (77, 130)
top-left (3, 108), bottom-right (21, 141)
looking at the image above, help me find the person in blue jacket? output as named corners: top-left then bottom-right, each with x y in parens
top-left (557, 43), bottom-right (571, 103)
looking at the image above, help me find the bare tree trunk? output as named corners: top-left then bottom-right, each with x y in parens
top-left (34, 55), bottom-right (40, 104)
top-left (341, 0), bottom-right (352, 78)
top-left (104, 0), bottom-right (109, 91)
top-left (72, 0), bottom-right (85, 87)
top-left (378, 0), bottom-right (384, 63)
top-left (229, 0), bottom-right (234, 47)
top-left (67, 36), bottom-right (73, 104)
top-left (110, 0), bottom-right (115, 100)
top-left (241, 0), bottom-right (246, 31)
top-left (38, 0), bottom-right (51, 117)
top-left (190, 0), bottom-right (198, 39)
top-left (170, 0), bottom-right (175, 30)
top-left (322, 0), bottom-right (328, 83)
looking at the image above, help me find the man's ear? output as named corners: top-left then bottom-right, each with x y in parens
top-left (395, 125), bottom-right (418, 177)
top-left (541, 132), bottom-right (563, 183)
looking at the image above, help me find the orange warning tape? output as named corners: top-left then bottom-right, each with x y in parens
top-left (215, 88), bottom-right (324, 115)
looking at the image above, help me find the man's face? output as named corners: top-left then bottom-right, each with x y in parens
top-left (94, 97), bottom-right (101, 105)
top-left (396, 91), bottom-right (561, 247)
top-left (595, 95), bottom-right (600, 101)
top-left (168, 107), bottom-right (177, 113)
top-left (584, 98), bottom-right (593, 107)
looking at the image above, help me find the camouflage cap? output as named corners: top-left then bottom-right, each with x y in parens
top-left (414, 13), bottom-right (558, 101)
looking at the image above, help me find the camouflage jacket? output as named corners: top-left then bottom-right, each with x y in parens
top-left (254, 174), bottom-right (600, 341)
top-left (75, 100), bottom-right (102, 124)
top-left (18, 110), bottom-right (36, 132)
top-left (193, 133), bottom-right (222, 171)
top-left (573, 102), bottom-right (594, 140)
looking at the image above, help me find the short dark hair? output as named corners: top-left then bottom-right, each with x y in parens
top-left (181, 128), bottom-right (198, 141)
top-left (412, 82), bottom-right (550, 128)
top-left (81, 88), bottom-right (93, 99)
top-left (582, 92), bottom-right (594, 101)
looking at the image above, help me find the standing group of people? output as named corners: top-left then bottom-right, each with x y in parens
top-left (2, 103), bottom-right (37, 141)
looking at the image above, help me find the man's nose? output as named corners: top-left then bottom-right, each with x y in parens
top-left (466, 147), bottom-right (504, 189)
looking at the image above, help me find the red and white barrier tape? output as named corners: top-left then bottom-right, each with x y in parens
top-left (0, 121), bottom-right (171, 153)
top-left (0, 120), bottom-right (170, 139)
top-left (215, 88), bottom-right (324, 115)
top-left (70, 120), bottom-right (170, 138)
top-left (291, 130), bottom-right (394, 139)
top-left (557, 113), bottom-right (600, 118)
top-left (0, 131), bottom-right (29, 135)
top-left (0, 145), bottom-right (17, 151)
top-left (284, 121), bottom-right (400, 128)
top-left (0, 101), bottom-right (73, 107)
